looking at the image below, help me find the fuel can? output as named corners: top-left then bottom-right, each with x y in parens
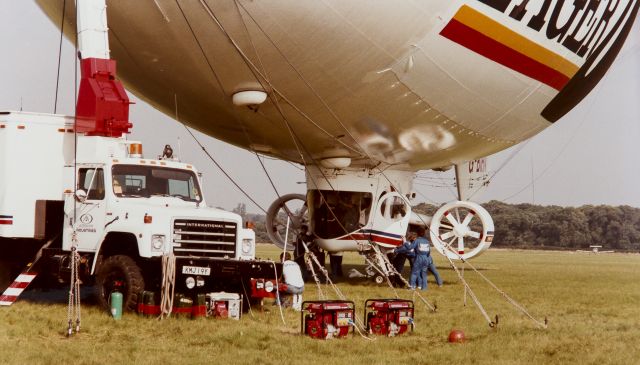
top-left (142, 291), bottom-right (160, 317)
top-left (110, 292), bottom-right (123, 320)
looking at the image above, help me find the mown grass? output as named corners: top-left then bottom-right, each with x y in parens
top-left (1, 247), bottom-right (639, 365)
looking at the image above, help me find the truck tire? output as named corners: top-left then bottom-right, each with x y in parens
top-left (94, 255), bottom-right (144, 312)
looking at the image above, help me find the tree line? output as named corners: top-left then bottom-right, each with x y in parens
top-left (233, 202), bottom-right (640, 251)
top-left (414, 201), bottom-right (640, 251)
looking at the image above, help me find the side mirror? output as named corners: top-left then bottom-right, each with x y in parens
top-left (75, 189), bottom-right (88, 203)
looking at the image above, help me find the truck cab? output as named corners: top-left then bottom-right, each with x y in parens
top-left (67, 136), bottom-right (256, 262)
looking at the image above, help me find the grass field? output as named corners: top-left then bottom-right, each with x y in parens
top-left (1, 246), bottom-right (639, 365)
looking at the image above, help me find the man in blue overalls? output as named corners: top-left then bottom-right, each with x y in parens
top-left (394, 229), bottom-right (426, 289)
top-left (393, 232), bottom-right (417, 272)
top-left (411, 227), bottom-right (431, 290)
top-left (395, 227), bottom-right (442, 290)
top-left (416, 227), bottom-right (443, 289)
top-left (392, 231), bottom-right (417, 287)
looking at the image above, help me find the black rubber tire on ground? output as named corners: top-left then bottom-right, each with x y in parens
top-left (94, 255), bottom-right (144, 312)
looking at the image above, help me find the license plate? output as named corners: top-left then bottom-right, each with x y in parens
top-left (182, 265), bottom-right (211, 276)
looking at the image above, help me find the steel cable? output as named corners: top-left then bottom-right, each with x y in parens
top-left (54, 0), bottom-right (67, 114)
top-left (194, 0), bottom-right (544, 331)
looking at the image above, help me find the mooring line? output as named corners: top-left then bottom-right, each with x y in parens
top-left (445, 247), bottom-right (548, 329)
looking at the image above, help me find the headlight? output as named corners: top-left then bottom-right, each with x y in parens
top-left (265, 281), bottom-right (274, 292)
top-left (151, 234), bottom-right (165, 251)
top-left (242, 238), bottom-right (253, 254)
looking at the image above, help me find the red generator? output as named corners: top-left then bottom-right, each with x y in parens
top-left (250, 278), bottom-right (279, 299)
top-left (301, 300), bottom-right (355, 339)
top-left (206, 292), bottom-right (242, 320)
top-left (364, 299), bottom-right (414, 336)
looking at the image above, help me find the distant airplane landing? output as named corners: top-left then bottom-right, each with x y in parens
top-left (577, 245), bottom-right (615, 254)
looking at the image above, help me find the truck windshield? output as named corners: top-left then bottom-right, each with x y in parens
top-left (112, 165), bottom-right (202, 202)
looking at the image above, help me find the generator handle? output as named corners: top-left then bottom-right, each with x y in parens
top-left (300, 300), bottom-right (355, 309)
top-left (363, 299), bottom-right (374, 331)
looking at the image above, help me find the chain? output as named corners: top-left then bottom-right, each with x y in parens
top-left (74, 248), bottom-right (81, 332)
top-left (66, 232), bottom-right (81, 337)
top-left (303, 252), bottom-right (326, 300)
top-left (66, 246), bottom-right (75, 336)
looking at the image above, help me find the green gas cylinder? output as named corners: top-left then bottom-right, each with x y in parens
top-left (110, 292), bottom-right (123, 320)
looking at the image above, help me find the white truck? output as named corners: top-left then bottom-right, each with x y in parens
top-left (0, 111), bottom-right (277, 310)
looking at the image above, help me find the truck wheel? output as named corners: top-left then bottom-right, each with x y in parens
top-left (94, 255), bottom-right (144, 312)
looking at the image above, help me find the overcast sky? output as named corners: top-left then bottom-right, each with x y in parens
top-left (1, 1), bottom-right (639, 213)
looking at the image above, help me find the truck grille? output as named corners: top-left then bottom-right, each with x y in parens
top-left (173, 219), bottom-right (237, 258)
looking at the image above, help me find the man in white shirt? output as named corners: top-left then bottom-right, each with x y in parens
top-left (279, 252), bottom-right (304, 311)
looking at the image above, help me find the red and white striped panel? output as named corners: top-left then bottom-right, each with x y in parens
top-left (0, 273), bottom-right (37, 306)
